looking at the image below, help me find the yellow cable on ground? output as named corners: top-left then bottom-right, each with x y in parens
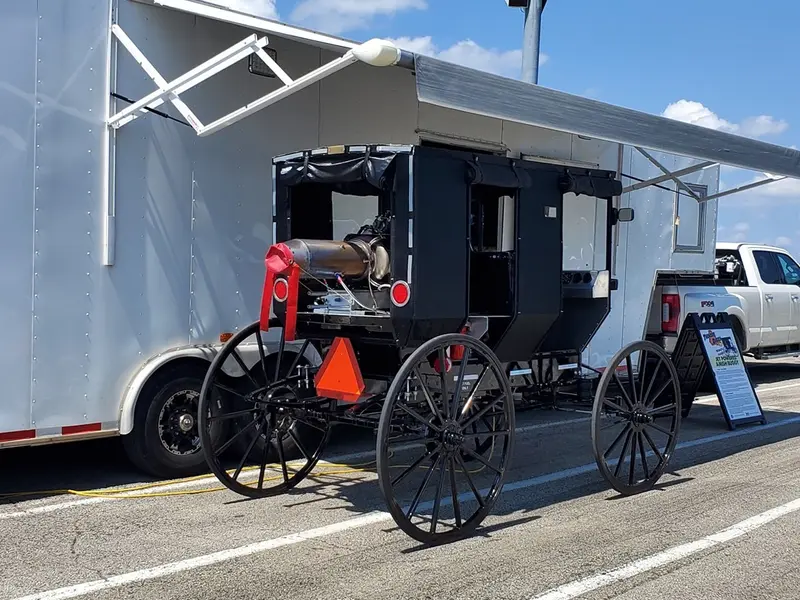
top-left (2, 449), bottom-right (493, 502)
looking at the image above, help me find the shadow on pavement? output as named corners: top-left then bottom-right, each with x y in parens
top-left (1, 360), bottom-right (798, 511)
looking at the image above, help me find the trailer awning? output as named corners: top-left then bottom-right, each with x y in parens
top-left (412, 55), bottom-right (800, 181)
top-left (133, 0), bottom-right (356, 53)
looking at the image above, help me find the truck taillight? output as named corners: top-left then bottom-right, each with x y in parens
top-left (662, 294), bottom-right (680, 333)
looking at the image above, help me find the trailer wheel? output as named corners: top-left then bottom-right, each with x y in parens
top-left (123, 362), bottom-right (212, 479)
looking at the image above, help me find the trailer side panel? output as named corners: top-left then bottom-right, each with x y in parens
top-left (0, 1), bottom-right (38, 434)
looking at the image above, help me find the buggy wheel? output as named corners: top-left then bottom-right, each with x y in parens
top-left (376, 333), bottom-right (515, 545)
top-left (591, 340), bottom-right (681, 495)
top-left (198, 321), bottom-right (331, 499)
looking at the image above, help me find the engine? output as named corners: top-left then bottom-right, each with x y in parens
top-left (263, 214), bottom-right (393, 319)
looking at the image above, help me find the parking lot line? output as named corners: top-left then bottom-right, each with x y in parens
top-left (0, 415), bottom-right (590, 521)
top-left (530, 496), bottom-right (800, 600)
top-left (10, 413), bottom-right (800, 600)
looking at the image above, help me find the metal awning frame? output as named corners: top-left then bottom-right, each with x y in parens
top-left (107, 24), bottom-right (360, 137)
top-left (624, 147), bottom-right (788, 203)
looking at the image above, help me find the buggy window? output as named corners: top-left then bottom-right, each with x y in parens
top-left (332, 193), bottom-right (379, 240)
top-left (753, 250), bottom-right (783, 284)
top-left (470, 185), bottom-right (516, 252)
top-left (776, 253), bottom-right (800, 285)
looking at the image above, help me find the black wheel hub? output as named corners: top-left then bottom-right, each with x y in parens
top-left (440, 421), bottom-right (465, 453)
top-left (158, 390), bottom-right (201, 456)
top-left (629, 403), bottom-right (654, 431)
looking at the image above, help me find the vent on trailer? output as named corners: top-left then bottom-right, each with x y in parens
top-left (662, 293), bottom-right (681, 333)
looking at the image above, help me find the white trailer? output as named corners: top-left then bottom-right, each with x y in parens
top-left (2, 0), bottom-right (797, 478)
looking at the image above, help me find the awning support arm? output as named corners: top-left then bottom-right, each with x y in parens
top-left (107, 24), bottom-right (365, 137)
top-left (197, 51), bottom-right (359, 137)
top-left (634, 146), bottom-right (703, 201)
top-left (621, 160), bottom-right (717, 194)
top-left (109, 24), bottom-right (205, 131)
top-left (701, 175), bottom-right (788, 203)
top-left (108, 25), bottom-right (268, 131)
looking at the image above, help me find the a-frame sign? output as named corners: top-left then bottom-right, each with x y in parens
top-left (671, 312), bottom-right (766, 430)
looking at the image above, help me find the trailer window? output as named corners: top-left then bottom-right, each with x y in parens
top-left (674, 183), bottom-right (707, 252)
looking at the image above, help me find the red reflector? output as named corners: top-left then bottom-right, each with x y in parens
top-left (273, 278), bottom-right (289, 302)
top-left (390, 280), bottom-right (410, 307)
top-left (662, 293), bottom-right (680, 333)
top-left (62, 423), bottom-right (102, 435)
top-left (314, 338), bottom-right (365, 403)
top-left (0, 429), bottom-right (36, 442)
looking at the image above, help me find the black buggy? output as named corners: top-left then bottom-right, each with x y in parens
top-left (197, 143), bottom-right (683, 545)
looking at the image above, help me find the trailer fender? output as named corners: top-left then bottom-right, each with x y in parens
top-left (119, 341), bottom-right (322, 435)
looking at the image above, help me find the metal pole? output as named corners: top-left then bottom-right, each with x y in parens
top-left (521, 0), bottom-right (543, 84)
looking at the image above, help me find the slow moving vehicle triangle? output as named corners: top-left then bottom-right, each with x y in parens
top-left (314, 337), bottom-right (365, 402)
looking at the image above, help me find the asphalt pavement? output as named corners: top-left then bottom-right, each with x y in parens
top-left (1, 359), bottom-right (799, 600)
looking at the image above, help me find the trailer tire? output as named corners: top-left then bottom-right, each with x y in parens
top-left (122, 361), bottom-right (211, 479)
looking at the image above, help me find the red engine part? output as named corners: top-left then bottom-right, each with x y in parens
top-left (259, 243), bottom-right (302, 340)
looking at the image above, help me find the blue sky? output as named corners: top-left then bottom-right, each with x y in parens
top-left (224, 0), bottom-right (799, 256)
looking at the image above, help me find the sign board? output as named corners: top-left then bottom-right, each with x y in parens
top-left (670, 312), bottom-right (766, 430)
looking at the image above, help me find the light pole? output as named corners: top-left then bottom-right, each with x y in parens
top-left (507, 0), bottom-right (545, 84)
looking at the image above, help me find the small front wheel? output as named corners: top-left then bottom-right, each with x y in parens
top-left (376, 333), bottom-right (515, 545)
top-left (591, 340), bottom-right (681, 495)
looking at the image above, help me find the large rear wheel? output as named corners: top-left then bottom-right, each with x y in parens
top-left (376, 333), bottom-right (515, 545)
top-left (198, 321), bottom-right (331, 498)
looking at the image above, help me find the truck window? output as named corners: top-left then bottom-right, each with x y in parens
top-left (776, 253), bottom-right (800, 285)
top-left (714, 250), bottom-right (748, 285)
top-left (752, 250), bottom-right (784, 284)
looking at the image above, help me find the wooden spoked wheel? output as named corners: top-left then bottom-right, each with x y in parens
top-left (591, 340), bottom-right (682, 495)
top-left (376, 333), bottom-right (516, 545)
top-left (198, 321), bottom-right (331, 498)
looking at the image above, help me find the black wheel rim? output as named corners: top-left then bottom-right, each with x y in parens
top-left (591, 341), bottom-right (681, 495)
top-left (198, 321), bottom-right (331, 498)
top-left (376, 334), bottom-right (515, 545)
top-left (158, 389), bottom-right (202, 456)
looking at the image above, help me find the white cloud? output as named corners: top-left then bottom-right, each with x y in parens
top-left (290, 0), bottom-right (426, 34)
top-left (388, 36), bottom-right (547, 79)
top-left (662, 99), bottom-right (788, 139)
top-left (731, 221), bottom-right (750, 242)
top-left (740, 115), bottom-right (790, 138)
top-left (663, 100), bottom-right (738, 133)
top-left (775, 236), bottom-right (793, 247)
top-left (213, 0), bottom-right (278, 18)
top-left (752, 176), bottom-right (800, 197)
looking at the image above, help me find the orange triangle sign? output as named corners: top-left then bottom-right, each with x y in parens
top-left (314, 337), bottom-right (365, 403)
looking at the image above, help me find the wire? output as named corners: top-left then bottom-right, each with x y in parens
top-left (1, 444), bottom-right (494, 501)
top-left (110, 92), bottom-right (192, 128)
top-left (621, 172), bottom-right (703, 200)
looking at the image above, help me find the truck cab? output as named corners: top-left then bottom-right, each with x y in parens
top-left (650, 242), bottom-right (800, 359)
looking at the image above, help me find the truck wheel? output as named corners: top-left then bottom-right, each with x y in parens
top-left (122, 362), bottom-right (212, 479)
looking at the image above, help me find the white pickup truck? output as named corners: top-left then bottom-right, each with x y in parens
top-left (647, 242), bottom-right (800, 360)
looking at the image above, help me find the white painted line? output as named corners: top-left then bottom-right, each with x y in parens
top-left (0, 416), bottom-right (590, 521)
top-left (11, 414), bottom-right (800, 600)
top-left (531, 496), bottom-right (800, 600)
top-left (0, 498), bottom-right (105, 520)
top-left (12, 511), bottom-right (395, 600)
top-left (694, 380), bottom-right (800, 405)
